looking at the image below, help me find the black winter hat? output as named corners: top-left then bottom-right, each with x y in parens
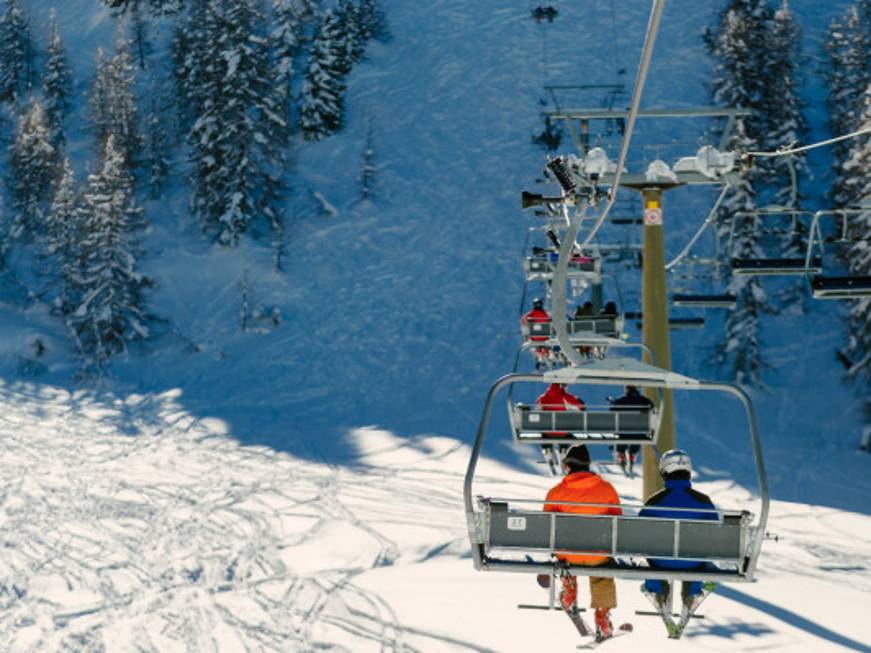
top-left (563, 444), bottom-right (590, 469)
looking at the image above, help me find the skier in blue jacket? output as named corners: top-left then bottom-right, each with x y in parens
top-left (640, 450), bottom-right (718, 611)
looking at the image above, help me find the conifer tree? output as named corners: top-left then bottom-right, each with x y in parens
top-left (841, 90), bottom-right (871, 412)
top-left (825, 6), bottom-right (870, 210)
top-left (144, 80), bottom-right (171, 198)
top-left (705, 0), bottom-right (771, 384)
top-left (101, 0), bottom-right (182, 15)
top-left (357, 0), bottom-right (389, 42)
top-left (89, 33), bottom-right (143, 174)
top-left (763, 1), bottom-right (807, 207)
top-left (299, 10), bottom-right (346, 141)
top-left (45, 157), bottom-right (80, 313)
top-left (171, 0), bottom-right (210, 132)
top-left (336, 0), bottom-right (364, 66)
top-left (187, 0), bottom-right (287, 246)
top-left (67, 135), bottom-right (149, 370)
top-left (0, 0), bottom-right (35, 103)
top-left (7, 101), bottom-right (56, 241)
top-left (42, 8), bottom-right (73, 148)
top-left (129, 5), bottom-right (152, 70)
top-left (272, 0), bottom-right (302, 111)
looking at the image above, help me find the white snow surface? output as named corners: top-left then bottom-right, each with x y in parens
top-left (1, 382), bottom-right (869, 652)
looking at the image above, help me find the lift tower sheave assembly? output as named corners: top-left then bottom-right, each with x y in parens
top-left (547, 106), bottom-right (749, 499)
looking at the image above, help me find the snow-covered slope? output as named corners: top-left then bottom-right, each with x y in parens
top-left (1, 383), bottom-right (869, 652)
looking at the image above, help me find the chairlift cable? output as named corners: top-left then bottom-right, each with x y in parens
top-left (577, 0), bottom-right (667, 254)
top-left (665, 183), bottom-right (731, 271)
top-left (746, 125), bottom-right (871, 158)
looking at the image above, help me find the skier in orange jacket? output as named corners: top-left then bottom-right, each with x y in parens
top-left (544, 445), bottom-right (622, 639)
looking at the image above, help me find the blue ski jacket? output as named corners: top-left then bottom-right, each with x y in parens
top-left (639, 478), bottom-right (717, 570)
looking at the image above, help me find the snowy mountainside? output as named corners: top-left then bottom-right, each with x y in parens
top-left (0, 0), bottom-right (870, 650)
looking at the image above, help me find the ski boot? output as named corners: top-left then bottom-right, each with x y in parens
top-left (594, 608), bottom-right (614, 641)
top-left (641, 583), bottom-right (679, 638)
top-left (675, 581), bottom-right (715, 636)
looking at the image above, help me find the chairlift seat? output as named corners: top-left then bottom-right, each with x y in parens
top-left (511, 404), bottom-right (657, 445)
top-left (811, 275), bottom-right (871, 299)
top-left (524, 316), bottom-right (622, 340)
top-left (475, 500), bottom-right (753, 581)
top-left (671, 293), bottom-right (736, 309)
top-left (731, 257), bottom-right (822, 276)
top-left (524, 254), bottom-right (600, 281)
top-left (669, 317), bottom-right (705, 330)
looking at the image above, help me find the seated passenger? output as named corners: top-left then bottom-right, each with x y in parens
top-left (535, 382), bottom-right (584, 412)
top-left (574, 301), bottom-right (594, 318)
top-left (521, 298), bottom-right (552, 368)
top-left (544, 445), bottom-right (622, 640)
top-left (600, 301), bottom-right (618, 316)
top-left (609, 386), bottom-right (653, 474)
top-left (640, 450), bottom-right (718, 622)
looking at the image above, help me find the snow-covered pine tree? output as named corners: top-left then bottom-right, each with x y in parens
top-left (840, 88), bottom-right (871, 413)
top-left (129, 5), bottom-right (152, 70)
top-left (270, 0), bottom-right (303, 103)
top-left (101, 0), bottom-right (182, 15)
top-left (705, 0), bottom-right (771, 384)
top-left (67, 135), bottom-right (149, 371)
top-left (358, 0), bottom-right (388, 42)
top-left (715, 124), bottom-right (768, 385)
top-left (7, 101), bottom-right (57, 241)
top-left (761, 1), bottom-right (809, 309)
top-left (171, 0), bottom-right (211, 134)
top-left (762, 1), bottom-right (807, 208)
top-left (144, 79), bottom-right (171, 198)
top-left (824, 6), bottom-right (868, 209)
top-left (45, 156), bottom-right (80, 313)
top-left (336, 0), bottom-right (365, 66)
top-left (359, 115), bottom-right (376, 201)
top-left (187, 0), bottom-right (287, 246)
top-left (299, 10), bottom-right (346, 141)
top-left (106, 29), bottom-right (143, 173)
top-left (42, 8), bottom-right (72, 148)
top-left (0, 0), bottom-right (35, 103)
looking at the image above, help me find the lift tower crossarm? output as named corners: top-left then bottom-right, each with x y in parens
top-left (545, 107), bottom-right (752, 120)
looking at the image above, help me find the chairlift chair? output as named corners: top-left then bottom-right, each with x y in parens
top-left (524, 248), bottom-right (601, 282)
top-left (670, 257), bottom-right (735, 310)
top-left (729, 208), bottom-right (822, 276)
top-left (464, 358), bottom-right (769, 586)
top-left (804, 209), bottom-right (871, 299)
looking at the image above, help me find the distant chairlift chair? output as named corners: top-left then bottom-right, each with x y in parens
top-left (729, 208), bottom-right (822, 276)
top-left (804, 209), bottom-right (871, 299)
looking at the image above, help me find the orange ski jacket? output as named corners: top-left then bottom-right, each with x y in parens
top-left (544, 471), bottom-right (622, 565)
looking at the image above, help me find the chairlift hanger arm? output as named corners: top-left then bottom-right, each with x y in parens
top-left (546, 107), bottom-right (753, 121)
top-left (665, 183), bottom-right (731, 271)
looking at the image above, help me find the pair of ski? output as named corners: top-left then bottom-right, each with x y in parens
top-left (641, 582), bottom-right (714, 639)
top-left (532, 571), bottom-right (632, 649)
top-left (562, 603), bottom-right (633, 649)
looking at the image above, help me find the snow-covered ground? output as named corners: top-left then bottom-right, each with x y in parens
top-left (1, 382), bottom-right (869, 652)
